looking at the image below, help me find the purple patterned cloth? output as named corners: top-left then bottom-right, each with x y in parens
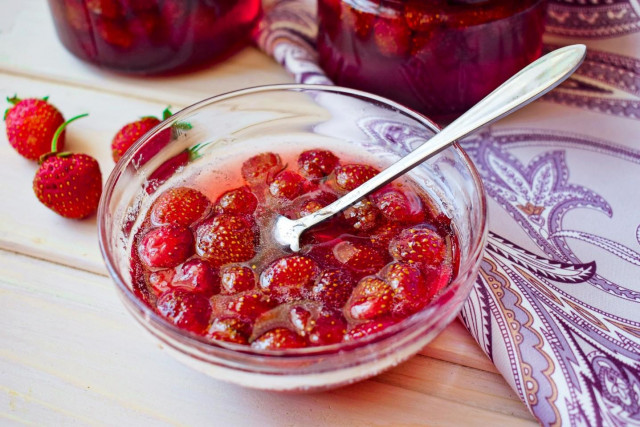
top-left (254, 1), bottom-right (640, 425)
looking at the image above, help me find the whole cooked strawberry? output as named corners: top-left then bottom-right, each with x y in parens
top-left (4, 95), bottom-right (65, 160)
top-left (33, 114), bottom-right (103, 219)
top-left (111, 107), bottom-right (172, 162)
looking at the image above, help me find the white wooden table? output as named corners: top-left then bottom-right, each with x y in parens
top-left (0, 1), bottom-right (536, 425)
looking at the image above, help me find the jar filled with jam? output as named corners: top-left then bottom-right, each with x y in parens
top-left (47, 0), bottom-right (262, 74)
top-left (317, 0), bottom-right (547, 122)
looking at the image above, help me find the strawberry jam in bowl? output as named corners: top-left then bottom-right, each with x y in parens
top-left (317, 0), bottom-right (547, 123)
top-left (46, 0), bottom-right (261, 74)
top-left (98, 84), bottom-right (487, 391)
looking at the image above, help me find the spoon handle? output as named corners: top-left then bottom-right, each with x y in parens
top-left (285, 44), bottom-right (586, 248)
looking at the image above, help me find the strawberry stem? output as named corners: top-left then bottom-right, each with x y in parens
top-left (6, 95), bottom-right (20, 105)
top-left (162, 107), bottom-right (172, 120)
top-left (51, 113), bottom-right (89, 153)
top-left (187, 141), bottom-right (212, 161)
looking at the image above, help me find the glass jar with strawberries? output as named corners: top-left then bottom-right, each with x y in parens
top-left (317, 0), bottom-right (547, 123)
top-left (47, 0), bottom-right (262, 74)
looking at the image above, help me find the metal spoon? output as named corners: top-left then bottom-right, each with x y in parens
top-left (274, 44), bottom-right (587, 252)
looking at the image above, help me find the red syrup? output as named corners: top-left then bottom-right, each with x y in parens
top-left (130, 149), bottom-right (460, 350)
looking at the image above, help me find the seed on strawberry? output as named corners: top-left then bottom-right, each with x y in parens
top-left (342, 2), bottom-right (375, 39)
top-left (269, 170), bottom-right (306, 200)
top-left (156, 289), bottom-right (212, 333)
top-left (148, 258), bottom-right (220, 296)
top-left (111, 116), bottom-right (160, 162)
top-left (389, 225), bottom-right (447, 267)
top-left (206, 317), bottom-right (250, 345)
top-left (308, 310), bottom-right (347, 345)
top-left (371, 186), bottom-right (424, 224)
top-left (195, 214), bottom-right (257, 266)
top-left (150, 186), bottom-right (212, 227)
top-left (381, 261), bottom-right (429, 316)
top-left (241, 152), bottom-right (282, 184)
top-left (368, 221), bottom-right (405, 248)
top-left (32, 114), bottom-right (103, 219)
top-left (214, 186), bottom-right (257, 215)
top-left (333, 240), bottom-right (388, 276)
top-left (220, 265), bottom-right (256, 294)
top-left (345, 276), bottom-right (393, 320)
top-left (259, 255), bottom-right (319, 302)
top-left (311, 269), bottom-right (356, 309)
top-left (297, 149), bottom-right (339, 180)
top-left (251, 328), bottom-right (307, 350)
top-left (344, 319), bottom-right (396, 341)
top-left (343, 198), bottom-right (379, 232)
top-left (214, 290), bottom-right (275, 322)
top-left (5, 95), bottom-right (65, 160)
top-left (137, 224), bottom-right (194, 269)
top-left (332, 164), bottom-right (379, 192)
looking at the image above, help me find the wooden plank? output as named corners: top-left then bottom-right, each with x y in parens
top-left (0, 249), bottom-right (533, 425)
top-left (0, 0), bottom-right (293, 107)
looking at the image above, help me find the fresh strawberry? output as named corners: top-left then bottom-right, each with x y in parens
top-left (332, 240), bottom-right (388, 276)
top-left (371, 186), bottom-right (425, 224)
top-left (111, 108), bottom-right (172, 162)
top-left (148, 258), bottom-right (220, 296)
top-left (251, 328), bottom-right (307, 350)
top-left (241, 152), bottom-right (282, 184)
top-left (214, 290), bottom-right (275, 322)
top-left (332, 164), bottom-right (379, 192)
top-left (206, 317), bottom-right (250, 345)
top-left (342, 198), bottom-right (379, 232)
top-left (220, 265), bottom-right (256, 294)
top-left (32, 114), bottom-right (103, 219)
top-left (389, 225), bottom-right (447, 267)
top-left (195, 214), bottom-right (257, 266)
top-left (344, 319), bottom-right (396, 341)
top-left (150, 186), bottom-right (212, 227)
top-left (4, 95), bottom-right (65, 160)
top-left (259, 255), bottom-right (319, 301)
top-left (297, 149), bottom-right (339, 180)
top-left (345, 276), bottom-right (393, 320)
top-left (137, 224), bottom-right (194, 269)
top-left (311, 268), bottom-right (356, 309)
top-left (214, 186), bottom-right (257, 215)
top-left (373, 16), bottom-right (412, 57)
top-left (269, 170), bottom-right (307, 200)
top-left (156, 289), bottom-right (212, 333)
top-left (381, 262), bottom-right (429, 316)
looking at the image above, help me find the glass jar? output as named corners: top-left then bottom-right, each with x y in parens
top-left (47, 0), bottom-right (262, 74)
top-left (317, 0), bottom-right (547, 123)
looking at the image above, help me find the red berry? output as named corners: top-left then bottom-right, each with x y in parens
top-left (343, 2), bottom-right (375, 39)
top-left (111, 116), bottom-right (160, 162)
top-left (291, 191), bottom-right (338, 218)
top-left (342, 198), bottom-right (379, 232)
top-left (259, 256), bottom-right (319, 301)
top-left (371, 186), bottom-right (424, 224)
top-left (215, 290), bottom-right (275, 322)
top-left (345, 276), bottom-right (393, 320)
top-left (389, 226), bottom-right (447, 266)
top-left (269, 170), bottom-right (306, 200)
top-left (297, 149), bottom-right (339, 180)
top-left (308, 310), bottom-right (347, 345)
top-left (33, 153), bottom-right (102, 219)
top-left (206, 317), bottom-right (250, 345)
top-left (251, 328), bottom-right (307, 350)
top-left (368, 222), bottom-right (405, 248)
top-left (156, 289), bottom-right (212, 333)
top-left (148, 258), bottom-right (220, 296)
top-left (423, 264), bottom-right (454, 300)
top-left (373, 16), bottom-right (411, 57)
top-left (311, 269), bottom-right (356, 309)
top-left (195, 215), bottom-right (257, 266)
top-left (144, 149), bottom-right (190, 195)
top-left (96, 18), bottom-right (134, 48)
top-left (382, 262), bottom-right (429, 316)
top-left (214, 186), bottom-right (257, 215)
top-left (220, 265), bottom-right (256, 294)
top-left (333, 164), bottom-right (379, 192)
top-left (137, 224), bottom-right (194, 269)
top-left (333, 240), bottom-right (388, 275)
top-left (344, 319), bottom-right (396, 341)
top-left (150, 186), bottom-right (212, 227)
top-left (241, 152), bottom-right (282, 184)
top-left (5, 96), bottom-right (65, 160)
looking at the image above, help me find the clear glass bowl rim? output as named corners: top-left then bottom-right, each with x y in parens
top-left (97, 83), bottom-right (488, 359)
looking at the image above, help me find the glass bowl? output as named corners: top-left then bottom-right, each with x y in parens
top-left (98, 84), bottom-right (487, 391)
top-left (317, 0), bottom-right (547, 123)
top-left (46, 0), bottom-right (261, 74)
